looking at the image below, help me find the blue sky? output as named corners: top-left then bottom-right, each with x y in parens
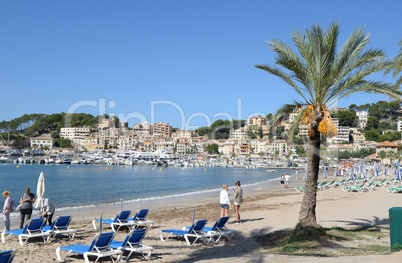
top-left (1, 0), bottom-right (401, 129)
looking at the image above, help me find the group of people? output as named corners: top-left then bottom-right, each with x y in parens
top-left (219, 181), bottom-right (243, 224)
top-left (280, 173), bottom-right (291, 188)
top-left (2, 187), bottom-right (55, 231)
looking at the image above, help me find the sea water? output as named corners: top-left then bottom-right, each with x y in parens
top-left (0, 164), bottom-right (296, 224)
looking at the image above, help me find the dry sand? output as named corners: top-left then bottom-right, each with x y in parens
top-left (2, 177), bottom-right (402, 262)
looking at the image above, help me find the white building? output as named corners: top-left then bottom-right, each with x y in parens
top-left (327, 118), bottom-right (350, 144)
top-left (398, 120), bottom-right (402, 132)
top-left (133, 122), bottom-right (153, 136)
top-left (247, 115), bottom-right (266, 126)
top-left (30, 136), bottom-right (54, 149)
top-left (60, 127), bottom-right (91, 142)
top-left (229, 127), bottom-right (252, 140)
top-left (356, 111), bottom-right (368, 128)
top-left (172, 130), bottom-right (194, 139)
top-left (299, 125), bottom-right (309, 137)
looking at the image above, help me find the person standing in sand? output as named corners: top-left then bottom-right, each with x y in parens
top-left (220, 184), bottom-right (230, 217)
top-left (284, 173), bottom-right (291, 188)
top-left (19, 187), bottom-right (35, 229)
top-left (280, 174), bottom-right (285, 188)
top-left (233, 181), bottom-right (243, 224)
top-left (2, 191), bottom-right (13, 231)
top-left (40, 198), bottom-right (55, 226)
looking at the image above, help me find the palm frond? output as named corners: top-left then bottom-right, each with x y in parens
top-left (256, 22), bottom-right (401, 129)
top-left (268, 102), bottom-right (303, 131)
top-left (287, 107), bottom-right (309, 141)
top-left (268, 39), bottom-right (311, 94)
top-left (254, 64), bottom-right (311, 104)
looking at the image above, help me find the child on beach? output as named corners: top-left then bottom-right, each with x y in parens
top-left (220, 184), bottom-right (230, 217)
top-left (280, 174), bottom-right (285, 188)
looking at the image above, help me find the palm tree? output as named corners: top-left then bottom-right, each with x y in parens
top-left (385, 40), bottom-right (402, 88)
top-left (255, 22), bottom-right (401, 228)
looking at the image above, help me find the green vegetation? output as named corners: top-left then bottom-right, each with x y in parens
top-left (206, 143), bottom-right (219, 154)
top-left (0, 113), bottom-right (101, 140)
top-left (295, 146), bottom-right (306, 156)
top-left (196, 119), bottom-right (246, 139)
top-left (54, 138), bottom-right (72, 148)
top-left (256, 225), bottom-right (391, 257)
top-left (325, 148), bottom-right (375, 159)
top-left (332, 110), bottom-right (357, 127)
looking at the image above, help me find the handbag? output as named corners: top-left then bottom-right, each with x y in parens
top-left (15, 204), bottom-right (22, 212)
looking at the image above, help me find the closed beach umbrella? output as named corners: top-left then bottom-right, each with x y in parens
top-left (323, 166), bottom-right (327, 178)
top-left (334, 167), bottom-right (338, 177)
top-left (33, 172), bottom-right (45, 209)
top-left (375, 165), bottom-right (379, 177)
top-left (396, 161), bottom-right (401, 181)
top-left (349, 166), bottom-right (354, 179)
top-left (362, 165), bottom-right (366, 178)
top-left (385, 166), bottom-right (389, 176)
top-left (305, 168), bottom-right (307, 180)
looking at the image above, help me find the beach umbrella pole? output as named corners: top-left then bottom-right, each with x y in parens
top-left (192, 204), bottom-right (195, 225)
top-left (120, 198), bottom-right (123, 211)
top-left (100, 213), bottom-right (102, 233)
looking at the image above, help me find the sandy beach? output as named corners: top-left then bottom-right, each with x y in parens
top-left (2, 176), bottom-right (402, 262)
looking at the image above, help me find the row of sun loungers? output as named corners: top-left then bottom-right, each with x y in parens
top-left (342, 179), bottom-right (399, 193)
top-left (56, 229), bottom-right (153, 263)
top-left (295, 179), bottom-right (357, 192)
top-left (1, 216), bottom-right (76, 246)
top-left (295, 177), bottom-right (401, 193)
top-left (159, 216), bottom-right (236, 246)
top-left (1, 209), bottom-right (236, 262)
top-left (387, 186), bottom-right (402, 194)
top-left (92, 209), bottom-right (154, 232)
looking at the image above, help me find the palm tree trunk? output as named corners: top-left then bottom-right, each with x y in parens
top-left (299, 126), bottom-right (321, 227)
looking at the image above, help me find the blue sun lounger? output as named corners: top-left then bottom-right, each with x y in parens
top-left (159, 219), bottom-right (211, 246)
top-left (43, 215), bottom-right (76, 239)
top-left (55, 231), bottom-right (122, 263)
top-left (128, 209), bottom-right (154, 229)
top-left (92, 210), bottom-right (131, 232)
top-left (0, 250), bottom-right (17, 263)
top-left (185, 217), bottom-right (235, 243)
top-left (200, 217), bottom-right (236, 242)
top-left (1, 218), bottom-right (50, 246)
top-left (109, 229), bottom-right (154, 262)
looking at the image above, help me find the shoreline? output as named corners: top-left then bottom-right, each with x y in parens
top-left (3, 175), bottom-right (401, 262)
top-left (3, 172), bottom-right (304, 231)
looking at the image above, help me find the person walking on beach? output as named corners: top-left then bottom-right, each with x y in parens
top-left (19, 187), bottom-right (35, 229)
top-left (220, 184), bottom-right (230, 218)
top-left (284, 173), bottom-right (291, 188)
top-left (40, 198), bottom-right (55, 226)
top-left (233, 181), bottom-right (243, 224)
top-left (2, 191), bottom-right (13, 231)
top-left (280, 174), bottom-right (285, 188)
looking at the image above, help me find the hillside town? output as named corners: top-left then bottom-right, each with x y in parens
top-left (1, 103), bottom-right (402, 165)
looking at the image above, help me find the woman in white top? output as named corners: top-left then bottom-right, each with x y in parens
top-left (2, 191), bottom-right (13, 231)
top-left (220, 184), bottom-right (230, 217)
